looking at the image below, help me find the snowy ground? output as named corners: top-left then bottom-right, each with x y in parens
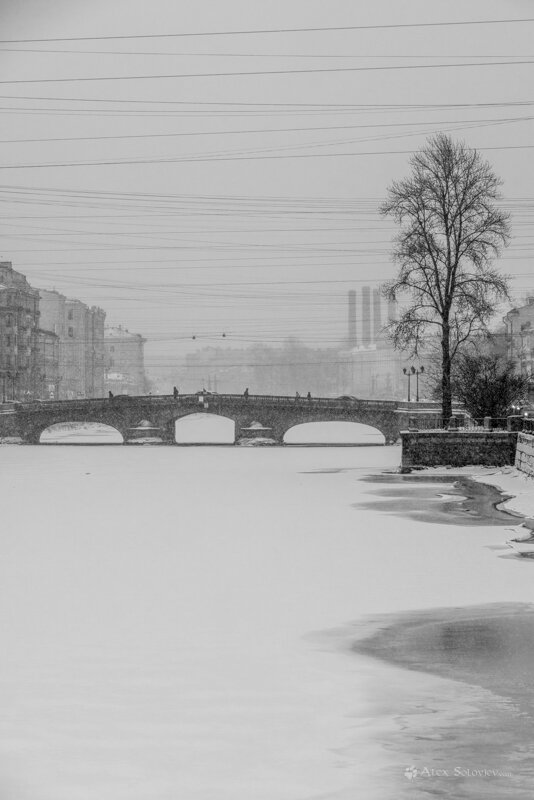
top-left (1, 445), bottom-right (534, 798)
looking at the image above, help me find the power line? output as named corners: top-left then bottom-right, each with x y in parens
top-left (2, 143), bottom-right (534, 170)
top-left (0, 17), bottom-right (532, 43)
top-left (1, 181), bottom-right (532, 203)
top-left (0, 115), bottom-right (528, 171)
top-left (3, 95), bottom-right (534, 109)
top-left (2, 115), bottom-right (532, 145)
top-left (1, 59), bottom-right (534, 84)
top-left (1, 47), bottom-right (533, 59)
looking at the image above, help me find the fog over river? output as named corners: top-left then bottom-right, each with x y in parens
top-left (2, 444), bottom-right (534, 798)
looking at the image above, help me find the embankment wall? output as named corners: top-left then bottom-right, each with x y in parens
top-left (515, 432), bottom-right (534, 477)
top-left (401, 430), bottom-right (518, 470)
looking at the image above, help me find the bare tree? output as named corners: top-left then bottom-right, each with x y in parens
top-left (381, 134), bottom-right (511, 422)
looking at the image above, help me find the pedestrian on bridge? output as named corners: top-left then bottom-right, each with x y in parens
top-left (307, 391), bottom-right (312, 401)
top-left (108, 391), bottom-right (114, 399)
top-left (173, 386), bottom-right (179, 399)
top-left (244, 388), bottom-right (249, 399)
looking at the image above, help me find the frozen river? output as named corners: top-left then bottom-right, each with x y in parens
top-left (2, 445), bottom-right (534, 798)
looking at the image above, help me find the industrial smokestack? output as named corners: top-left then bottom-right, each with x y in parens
top-left (373, 287), bottom-right (382, 341)
top-left (362, 286), bottom-right (371, 347)
top-left (348, 290), bottom-right (357, 348)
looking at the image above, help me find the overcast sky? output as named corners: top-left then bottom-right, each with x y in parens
top-left (0, 0), bottom-right (533, 373)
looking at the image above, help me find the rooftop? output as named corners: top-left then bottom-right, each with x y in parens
top-left (105, 325), bottom-right (145, 341)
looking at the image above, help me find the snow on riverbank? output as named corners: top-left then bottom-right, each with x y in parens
top-left (473, 467), bottom-right (534, 519)
top-left (411, 464), bottom-right (534, 520)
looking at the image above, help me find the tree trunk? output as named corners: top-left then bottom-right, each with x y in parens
top-left (441, 323), bottom-right (452, 425)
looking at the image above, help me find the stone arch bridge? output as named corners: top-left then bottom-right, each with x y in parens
top-left (1, 393), bottom-right (422, 445)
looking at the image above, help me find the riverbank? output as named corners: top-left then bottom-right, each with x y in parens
top-left (405, 464), bottom-right (534, 538)
top-left (472, 466), bottom-right (534, 518)
top-left (335, 465), bottom-right (534, 797)
top-left (402, 465), bottom-right (534, 517)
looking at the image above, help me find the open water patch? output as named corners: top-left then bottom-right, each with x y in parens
top-left (311, 603), bottom-right (534, 798)
top-left (354, 473), bottom-right (520, 526)
top-left (346, 603), bottom-right (534, 798)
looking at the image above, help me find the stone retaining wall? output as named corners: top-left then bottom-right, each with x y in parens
top-left (515, 432), bottom-right (534, 477)
top-left (0, 408), bottom-right (19, 439)
top-left (401, 430), bottom-right (518, 470)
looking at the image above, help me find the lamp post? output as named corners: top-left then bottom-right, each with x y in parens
top-left (403, 365), bottom-right (424, 402)
top-left (413, 365), bottom-right (425, 402)
top-left (507, 309), bottom-right (520, 361)
top-left (403, 367), bottom-right (412, 402)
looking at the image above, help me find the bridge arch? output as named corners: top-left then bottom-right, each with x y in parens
top-left (39, 421), bottom-right (124, 444)
top-left (8, 395), bottom-right (403, 445)
top-left (282, 420), bottom-right (386, 446)
top-left (174, 412), bottom-right (236, 444)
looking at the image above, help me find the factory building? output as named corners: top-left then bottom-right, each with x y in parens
top-left (343, 285), bottom-right (432, 400)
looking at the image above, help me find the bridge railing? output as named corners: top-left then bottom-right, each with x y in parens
top-left (400, 415), bottom-right (534, 432)
top-left (223, 394), bottom-right (397, 408)
top-left (13, 393), bottom-right (399, 411)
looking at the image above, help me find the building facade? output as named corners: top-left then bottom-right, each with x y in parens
top-left (0, 263), bottom-right (144, 403)
top-left (39, 290), bottom-right (106, 399)
top-left (36, 328), bottom-right (60, 400)
top-left (38, 289), bottom-right (67, 399)
top-left (0, 261), bottom-right (40, 401)
top-left (503, 298), bottom-right (534, 379)
top-left (104, 326), bottom-right (147, 395)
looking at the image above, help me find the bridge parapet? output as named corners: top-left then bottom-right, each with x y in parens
top-left (5, 393), bottom-right (404, 444)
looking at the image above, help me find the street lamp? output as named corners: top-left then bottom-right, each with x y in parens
top-left (507, 309), bottom-right (520, 359)
top-left (413, 365), bottom-right (425, 402)
top-left (403, 367), bottom-right (412, 401)
top-left (403, 365), bottom-right (424, 402)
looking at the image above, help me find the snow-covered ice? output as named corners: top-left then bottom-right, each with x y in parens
top-left (1, 445), bottom-right (534, 798)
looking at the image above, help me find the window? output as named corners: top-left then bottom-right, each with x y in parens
top-left (6, 314), bottom-right (12, 327)
top-left (6, 335), bottom-right (11, 347)
top-left (68, 327), bottom-right (74, 338)
top-left (68, 310), bottom-right (73, 320)
top-left (110, 346), bottom-right (115, 352)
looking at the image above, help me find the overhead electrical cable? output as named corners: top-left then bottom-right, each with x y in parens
top-left (1, 60), bottom-right (534, 84)
top-left (1, 47), bottom-right (533, 58)
top-left (3, 95), bottom-right (534, 109)
top-left (1, 142), bottom-right (534, 169)
top-left (2, 114), bottom-right (532, 145)
top-left (0, 17), bottom-right (532, 43)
